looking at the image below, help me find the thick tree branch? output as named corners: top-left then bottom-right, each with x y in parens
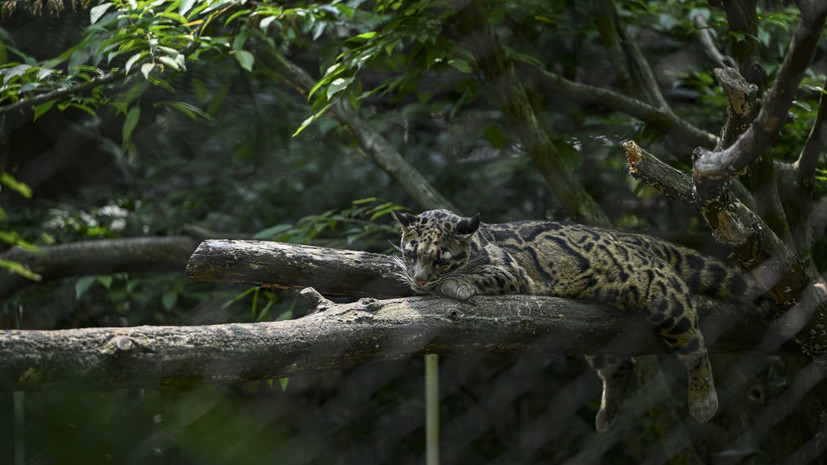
top-left (714, 67), bottom-right (759, 150)
top-left (451, 0), bottom-right (610, 227)
top-left (259, 50), bottom-right (457, 213)
top-left (720, 0), bottom-right (763, 86)
top-left (0, 236), bottom-right (200, 301)
top-left (186, 240), bottom-right (412, 299)
top-left (0, 286), bottom-right (782, 392)
top-left (623, 141), bottom-right (809, 303)
top-left (693, 4), bottom-right (827, 180)
top-left (686, 3), bottom-right (826, 311)
top-left (622, 140), bottom-right (756, 211)
top-left (781, 75), bottom-right (827, 266)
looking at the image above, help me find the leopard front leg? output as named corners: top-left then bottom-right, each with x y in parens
top-left (438, 264), bottom-right (534, 301)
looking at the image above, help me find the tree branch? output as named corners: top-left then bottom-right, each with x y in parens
top-left (0, 71), bottom-right (122, 116)
top-left (451, 0), bottom-right (610, 227)
top-left (0, 236), bottom-right (200, 302)
top-left (527, 66), bottom-right (718, 149)
top-left (623, 140), bottom-right (810, 309)
top-left (185, 239), bottom-right (412, 299)
top-left (693, 3), bottom-right (827, 180)
top-left (780, 75), bottom-right (827, 266)
top-left (720, 0), bottom-right (763, 86)
top-left (693, 12), bottom-right (737, 70)
top-left (0, 285), bottom-right (782, 392)
top-left (0, 40), bottom-right (201, 116)
top-left (622, 140), bottom-right (694, 202)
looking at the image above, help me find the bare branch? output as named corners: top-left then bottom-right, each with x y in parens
top-left (714, 67), bottom-right (760, 150)
top-left (794, 75), bottom-right (827, 184)
top-left (693, 12), bottom-right (737, 69)
top-left (529, 67), bottom-right (718, 149)
top-left (622, 140), bottom-right (694, 202)
top-left (720, 0), bottom-right (763, 86)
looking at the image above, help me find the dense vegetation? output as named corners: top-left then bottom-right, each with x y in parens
top-left (1, 0), bottom-right (826, 463)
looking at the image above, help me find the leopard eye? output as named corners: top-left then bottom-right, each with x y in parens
top-left (403, 250), bottom-right (417, 261)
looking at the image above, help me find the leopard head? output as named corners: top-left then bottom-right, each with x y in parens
top-left (391, 209), bottom-right (481, 293)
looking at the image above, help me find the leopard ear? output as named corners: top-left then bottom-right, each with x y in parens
top-left (455, 213), bottom-right (481, 238)
top-left (391, 210), bottom-right (417, 234)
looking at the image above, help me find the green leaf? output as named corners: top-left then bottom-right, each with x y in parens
top-left (235, 50), bottom-right (254, 71)
top-left (259, 16), bottom-right (277, 31)
top-left (279, 377), bottom-right (289, 391)
top-left (153, 101), bottom-right (212, 121)
top-left (353, 31), bottom-right (377, 40)
top-left (253, 223), bottom-right (294, 240)
top-left (179, 0), bottom-right (196, 17)
top-left (75, 275), bottom-right (97, 299)
top-left (0, 173), bottom-right (33, 198)
top-left (162, 291), bottom-right (177, 311)
top-left (326, 76), bottom-right (354, 100)
top-left (124, 52), bottom-right (143, 74)
top-left (158, 55), bottom-right (181, 71)
top-left (97, 275), bottom-right (114, 289)
top-left (292, 101), bottom-right (333, 137)
top-left (122, 106), bottom-right (141, 145)
top-left (0, 258), bottom-right (41, 282)
top-left (484, 124), bottom-right (505, 149)
top-left (90, 2), bottom-right (112, 24)
top-left (448, 58), bottom-right (472, 73)
top-left (32, 100), bottom-right (56, 122)
top-left (140, 62), bottom-right (155, 79)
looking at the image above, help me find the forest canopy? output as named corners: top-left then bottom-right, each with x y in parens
top-left (1, 0), bottom-right (827, 464)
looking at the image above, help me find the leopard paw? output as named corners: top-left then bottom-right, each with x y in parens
top-left (688, 358), bottom-right (718, 423)
top-left (439, 280), bottom-right (475, 301)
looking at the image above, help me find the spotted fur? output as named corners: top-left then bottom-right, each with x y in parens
top-left (392, 209), bottom-right (753, 431)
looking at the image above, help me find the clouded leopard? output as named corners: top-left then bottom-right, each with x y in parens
top-left (392, 209), bottom-right (753, 431)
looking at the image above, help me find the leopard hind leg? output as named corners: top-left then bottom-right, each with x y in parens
top-left (644, 277), bottom-right (718, 423)
top-left (586, 355), bottom-right (635, 432)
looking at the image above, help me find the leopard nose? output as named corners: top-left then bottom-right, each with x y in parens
top-left (414, 279), bottom-right (427, 286)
